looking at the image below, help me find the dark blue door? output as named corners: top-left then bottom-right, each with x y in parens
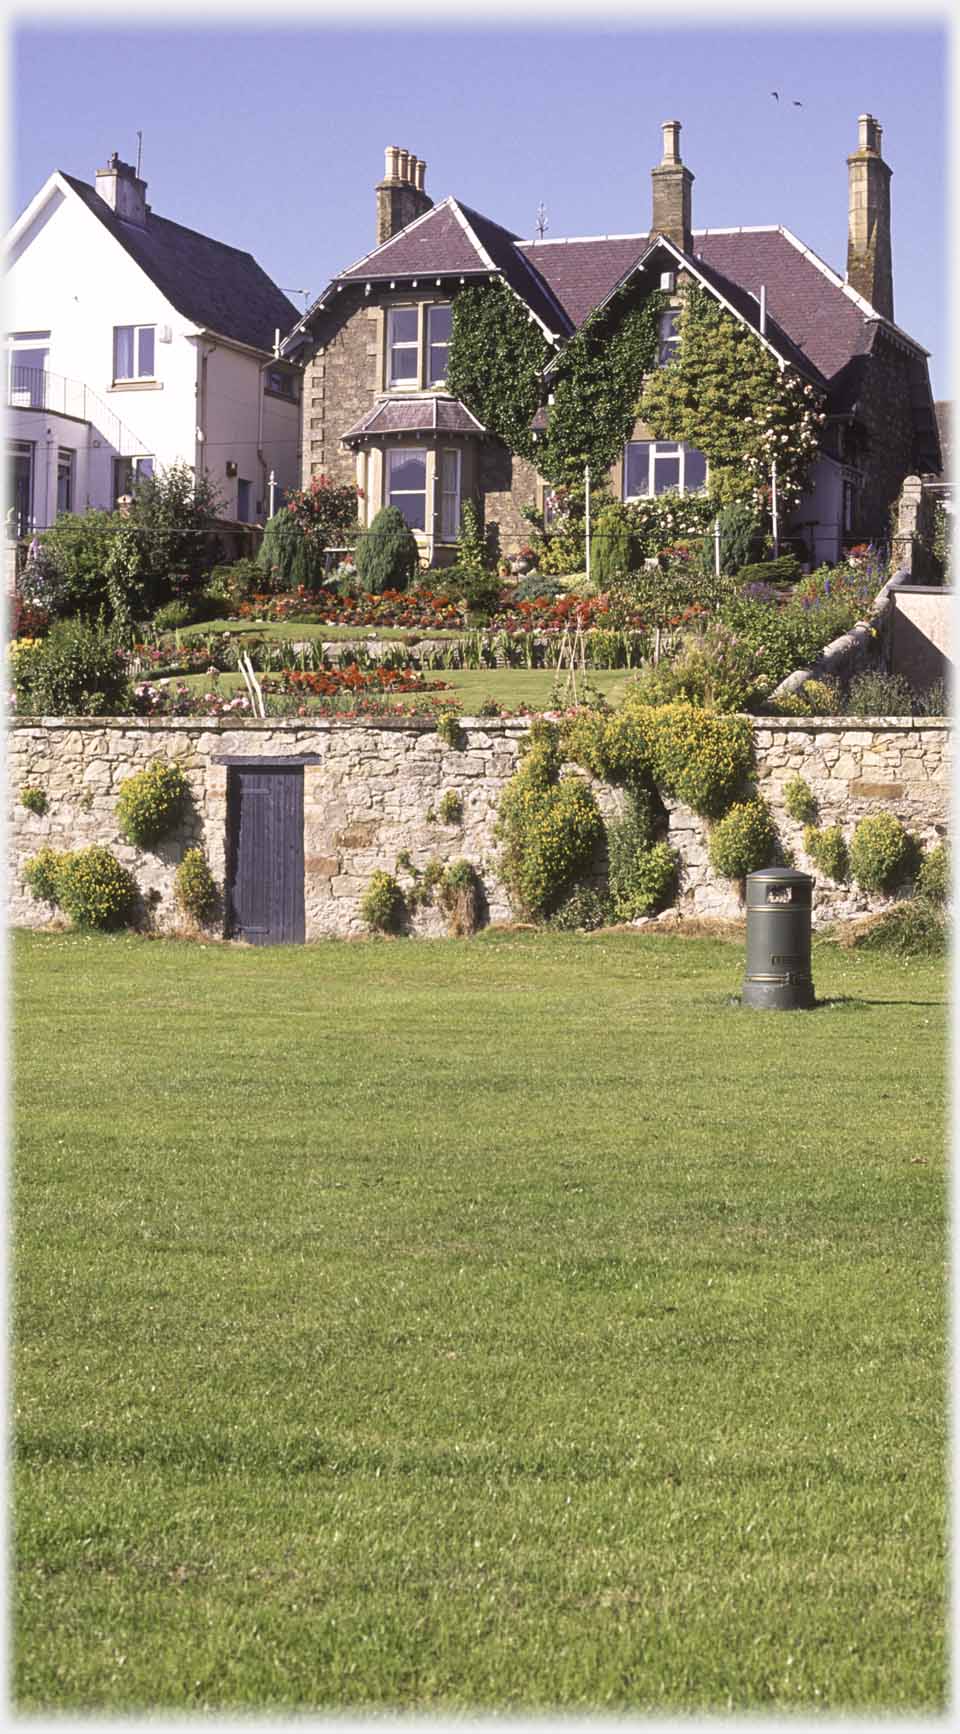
top-left (227, 766), bottom-right (305, 944)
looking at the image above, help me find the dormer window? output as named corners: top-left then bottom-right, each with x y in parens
top-left (113, 324), bottom-right (155, 382)
top-left (657, 309), bottom-right (680, 367)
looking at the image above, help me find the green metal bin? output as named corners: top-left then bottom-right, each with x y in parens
top-left (742, 867), bottom-right (815, 1011)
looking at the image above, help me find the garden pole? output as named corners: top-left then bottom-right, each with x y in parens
top-left (268, 470), bottom-right (276, 518)
top-left (714, 515), bottom-right (721, 581)
top-left (771, 461), bottom-right (780, 556)
top-left (585, 465), bottom-right (591, 582)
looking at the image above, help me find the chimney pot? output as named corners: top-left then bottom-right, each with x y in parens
top-left (661, 120), bottom-right (682, 165)
top-left (385, 145), bottom-right (400, 180)
top-left (414, 158), bottom-right (426, 192)
top-left (397, 148), bottom-right (410, 183)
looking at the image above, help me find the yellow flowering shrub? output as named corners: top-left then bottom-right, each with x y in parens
top-left (116, 760), bottom-right (187, 848)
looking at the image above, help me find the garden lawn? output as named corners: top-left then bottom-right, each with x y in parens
top-left (168, 668), bottom-right (634, 712)
top-left (13, 927), bottom-right (946, 1713)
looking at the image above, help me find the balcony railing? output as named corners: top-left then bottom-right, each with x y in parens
top-left (6, 365), bottom-right (149, 459)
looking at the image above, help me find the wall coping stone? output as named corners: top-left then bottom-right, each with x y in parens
top-left (10, 714), bottom-right (950, 736)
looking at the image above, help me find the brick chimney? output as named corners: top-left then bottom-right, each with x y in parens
top-left (95, 152), bottom-right (148, 227)
top-left (846, 114), bottom-right (893, 320)
top-left (376, 146), bottom-right (432, 245)
top-left (651, 120), bottom-right (693, 254)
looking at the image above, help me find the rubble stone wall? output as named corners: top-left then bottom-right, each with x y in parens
top-left (9, 715), bottom-right (950, 937)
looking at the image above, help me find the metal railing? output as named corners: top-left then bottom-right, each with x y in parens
top-left (6, 365), bottom-right (149, 458)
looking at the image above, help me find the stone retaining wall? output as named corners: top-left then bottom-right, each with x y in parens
top-left (9, 715), bottom-right (950, 938)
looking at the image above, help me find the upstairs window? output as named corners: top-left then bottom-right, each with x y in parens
top-left (113, 325), bottom-right (155, 382)
top-left (387, 308), bottom-right (419, 387)
top-left (427, 304), bottom-right (452, 385)
top-left (657, 309), bottom-right (681, 367)
top-left (624, 440), bottom-right (708, 499)
top-left (266, 367), bottom-right (298, 400)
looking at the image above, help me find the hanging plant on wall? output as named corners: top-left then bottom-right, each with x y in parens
top-left (446, 281), bottom-right (552, 460)
top-left (639, 284), bottom-right (826, 510)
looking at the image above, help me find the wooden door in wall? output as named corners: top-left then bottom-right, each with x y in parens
top-left (227, 765), bottom-right (305, 944)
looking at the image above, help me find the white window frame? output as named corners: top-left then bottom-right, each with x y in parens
top-left (113, 454), bottom-right (155, 504)
top-left (9, 439), bottom-right (34, 535)
top-left (56, 446), bottom-right (75, 515)
top-left (438, 447), bottom-right (462, 542)
top-left (386, 446), bottom-right (428, 531)
top-left (657, 308), bottom-right (681, 367)
top-left (386, 307), bottom-right (420, 389)
top-left (623, 440), bottom-right (708, 501)
top-left (427, 304), bottom-right (452, 387)
top-left (113, 324), bottom-right (156, 382)
top-left (385, 302), bottom-right (453, 391)
top-left (8, 333), bottom-right (50, 408)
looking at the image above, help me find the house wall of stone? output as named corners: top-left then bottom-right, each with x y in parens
top-left (301, 298), bottom-right (379, 488)
top-left (10, 716), bottom-right (949, 939)
top-left (853, 333), bottom-right (922, 544)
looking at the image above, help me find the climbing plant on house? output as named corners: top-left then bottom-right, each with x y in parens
top-left (446, 281), bottom-right (551, 460)
top-left (639, 284), bottom-right (826, 509)
top-left (538, 285), bottom-right (667, 486)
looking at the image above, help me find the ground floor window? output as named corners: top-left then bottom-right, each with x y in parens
top-left (8, 440), bottom-right (34, 536)
top-left (623, 440), bottom-right (708, 500)
top-left (438, 448), bottom-right (461, 541)
top-left (56, 447), bottom-right (74, 516)
top-left (387, 448), bottom-right (427, 531)
top-left (113, 454), bottom-right (154, 504)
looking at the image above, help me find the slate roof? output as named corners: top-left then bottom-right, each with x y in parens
top-left (62, 173), bottom-right (299, 353)
top-left (341, 395), bottom-right (486, 442)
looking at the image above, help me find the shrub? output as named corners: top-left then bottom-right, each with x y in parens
top-left (456, 499), bottom-right (488, 576)
top-left (643, 702), bottom-right (754, 819)
top-left (116, 761), bottom-right (187, 848)
top-left (721, 589), bottom-right (863, 689)
top-left (790, 678), bottom-right (842, 716)
top-left (206, 559), bottom-right (264, 610)
top-left (845, 670), bottom-right (915, 716)
top-left (20, 785), bottom-right (48, 816)
top-left (854, 898), bottom-right (947, 958)
top-left (512, 573), bottom-right (565, 603)
top-left (13, 616), bottom-right (132, 716)
top-left (605, 785), bottom-right (677, 920)
top-left (708, 799), bottom-right (777, 880)
top-left (916, 841), bottom-right (949, 906)
top-left (495, 728), bottom-right (603, 918)
top-left (915, 678), bottom-right (948, 718)
top-left (23, 847), bottom-right (63, 906)
top-left (668, 619), bottom-right (769, 713)
top-left (360, 870), bottom-right (406, 934)
top-left (56, 846), bottom-right (137, 929)
top-left (618, 661), bottom-right (684, 709)
top-left (437, 790), bottom-right (463, 826)
top-left (700, 500), bottom-right (764, 577)
top-left (174, 848), bottom-right (219, 925)
top-left (548, 886), bottom-right (612, 931)
top-left (591, 504), bottom-right (636, 585)
top-left (153, 600), bottom-right (193, 633)
top-left (736, 555), bottom-right (803, 587)
top-left (436, 711), bottom-right (463, 749)
top-left (30, 510), bottom-right (120, 620)
top-left (445, 566), bottom-right (502, 615)
top-left (783, 776), bottom-right (818, 825)
top-left (355, 507), bottom-right (419, 595)
top-left (803, 824), bottom-right (849, 884)
top-left (849, 813), bottom-right (912, 895)
top-left (438, 859), bottom-right (482, 936)
top-left (257, 507), bottom-right (325, 590)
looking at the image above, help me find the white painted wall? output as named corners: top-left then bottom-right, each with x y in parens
top-left (787, 452), bottom-right (844, 567)
top-left (6, 175), bottom-right (299, 526)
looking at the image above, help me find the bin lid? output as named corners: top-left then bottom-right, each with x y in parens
top-left (745, 866), bottom-right (814, 888)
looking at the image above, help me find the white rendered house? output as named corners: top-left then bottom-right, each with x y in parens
top-left (5, 154), bottom-right (302, 538)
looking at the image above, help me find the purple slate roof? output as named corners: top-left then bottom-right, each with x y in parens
top-left (517, 236), bottom-right (649, 331)
top-left (341, 395), bottom-right (486, 442)
top-left (63, 173), bottom-right (298, 353)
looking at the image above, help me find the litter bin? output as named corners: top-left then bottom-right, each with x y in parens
top-left (742, 867), bottom-right (815, 1011)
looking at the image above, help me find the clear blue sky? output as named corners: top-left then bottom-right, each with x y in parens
top-left (10, 13), bottom-right (950, 395)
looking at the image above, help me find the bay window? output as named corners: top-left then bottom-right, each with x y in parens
top-left (623, 440), bottom-right (707, 500)
top-left (387, 448), bottom-right (427, 530)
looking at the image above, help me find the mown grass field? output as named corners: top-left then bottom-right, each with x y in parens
top-left (173, 665), bottom-right (633, 712)
top-left (13, 926), bottom-right (947, 1713)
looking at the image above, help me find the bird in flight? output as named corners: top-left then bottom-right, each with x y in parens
top-left (771, 90), bottom-right (779, 100)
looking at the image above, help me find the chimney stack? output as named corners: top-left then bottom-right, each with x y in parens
top-left (651, 119), bottom-right (693, 254)
top-left (376, 145), bottom-right (433, 245)
top-left (846, 113), bottom-right (893, 320)
top-left (95, 152), bottom-right (148, 227)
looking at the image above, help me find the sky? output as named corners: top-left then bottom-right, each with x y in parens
top-left (6, 4), bottom-right (952, 396)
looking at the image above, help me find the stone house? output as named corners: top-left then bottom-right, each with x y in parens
top-left (281, 117), bottom-right (940, 570)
